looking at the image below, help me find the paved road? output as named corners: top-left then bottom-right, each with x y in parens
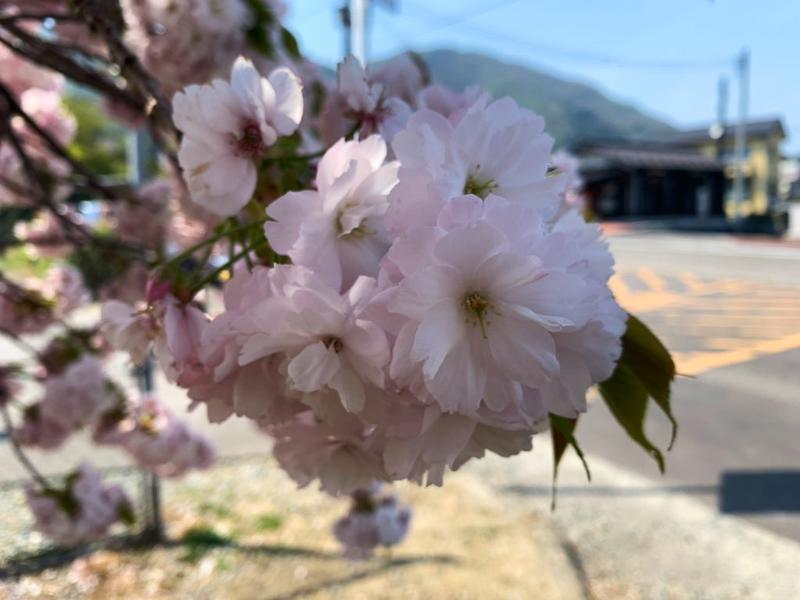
top-left (579, 231), bottom-right (800, 543)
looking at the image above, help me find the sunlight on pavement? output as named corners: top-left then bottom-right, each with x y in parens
top-left (611, 270), bottom-right (800, 376)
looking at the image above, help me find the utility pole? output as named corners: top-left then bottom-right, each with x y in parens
top-left (732, 48), bottom-right (750, 221)
top-left (350, 0), bottom-right (368, 65)
top-left (338, 4), bottom-right (351, 56)
top-left (713, 75), bottom-right (729, 159)
top-left (128, 129), bottom-right (164, 544)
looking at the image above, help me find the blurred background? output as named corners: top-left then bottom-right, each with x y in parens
top-left (3, 1), bottom-right (800, 598)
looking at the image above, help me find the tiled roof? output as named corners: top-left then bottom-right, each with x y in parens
top-left (669, 118), bottom-right (785, 145)
top-left (579, 145), bottom-right (723, 171)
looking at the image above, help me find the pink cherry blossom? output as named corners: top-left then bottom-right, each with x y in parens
top-left (386, 219), bottom-right (594, 414)
top-left (417, 84), bottom-right (488, 124)
top-left (101, 300), bottom-right (159, 366)
top-left (371, 54), bottom-right (427, 107)
top-left (269, 411), bottom-right (388, 495)
top-left (173, 56), bottom-right (303, 216)
top-left (332, 487), bottom-right (412, 558)
top-left (158, 295), bottom-right (208, 386)
top-left (374, 495), bottom-right (412, 546)
top-left (550, 150), bottom-right (586, 212)
top-left (101, 295), bottom-right (208, 385)
top-left (122, 0), bottom-right (252, 96)
top-left (19, 88), bottom-right (76, 147)
top-left (185, 266), bottom-right (303, 424)
top-left (13, 405), bottom-right (72, 450)
top-left (385, 97), bottom-right (565, 236)
top-left (265, 135), bottom-right (398, 291)
top-left (235, 267), bottom-right (389, 413)
top-left (0, 279), bottom-right (53, 336)
top-left (43, 264), bottom-right (89, 318)
top-left (108, 179), bottom-right (171, 249)
top-left (39, 355), bottom-right (118, 430)
top-left (98, 395), bottom-right (215, 478)
top-left (333, 511), bottom-right (381, 559)
top-left (25, 463), bottom-right (132, 546)
top-left (327, 55), bottom-right (411, 143)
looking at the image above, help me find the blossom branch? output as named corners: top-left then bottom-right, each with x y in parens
top-left (0, 79), bottom-right (125, 202)
top-left (0, 21), bottom-right (142, 115)
top-left (71, 0), bottom-right (181, 175)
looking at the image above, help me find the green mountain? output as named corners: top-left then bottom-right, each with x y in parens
top-left (418, 49), bottom-right (675, 148)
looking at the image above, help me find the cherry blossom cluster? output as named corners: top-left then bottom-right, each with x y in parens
top-left (8, 347), bottom-right (215, 541)
top-left (117, 54), bottom-right (627, 496)
top-left (332, 483), bottom-right (412, 559)
top-left (25, 463), bottom-right (134, 546)
top-left (119, 0), bottom-right (308, 121)
top-left (95, 395), bottom-right (215, 477)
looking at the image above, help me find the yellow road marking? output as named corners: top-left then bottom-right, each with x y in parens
top-left (675, 332), bottom-right (800, 375)
top-left (614, 268), bottom-right (800, 375)
top-left (679, 272), bottom-right (706, 294)
top-left (636, 267), bottom-right (667, 293)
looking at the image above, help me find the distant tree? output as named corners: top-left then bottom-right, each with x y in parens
top-left (63, 92), bottom-right (128, 179)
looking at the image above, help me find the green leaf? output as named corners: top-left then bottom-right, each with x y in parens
top-left (621, 314), bottom-right (678, 448)
top-left (117, 500), bottom-right (136, 526)
top-left (549, 414), bottom-right (591, 510)
top-left (280, 27), bottom-right (301, 59)
top-left (244, 0), bottom-right (276, 57)
top-left (596, 312), bottom-right (676, 472)
top-left (68, 239), bottom-right (133, 297)
top-left (599, 362), bottom-right (665, 473)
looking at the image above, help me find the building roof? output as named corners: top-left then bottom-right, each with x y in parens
top-left (669, 118), bottom-right (785, 145)
top-left (577, 144), bottom-right (724, 172)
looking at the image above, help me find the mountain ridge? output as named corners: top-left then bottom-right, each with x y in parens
top-left (415, 49), bottom-right (676, 148)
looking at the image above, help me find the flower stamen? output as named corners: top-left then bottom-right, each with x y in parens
top-left (234, 120), bottom-right (266, 158)
top-left (463, 291), bottom-right (494, 338)
top-left (463, 174), bottom-right (498, 200)
top-left (322, 336), bottom-right (344, 353)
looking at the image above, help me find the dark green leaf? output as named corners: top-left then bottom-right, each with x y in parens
top-left (599, 362), bottom-right (665, 473)
top-left (621, 313), bottom-right (678, 448)
top-left (280, 27), bottom-right (301, 59)
top-left (117, 500), bottom-right (136, 526)
top-left (549, 414), bottom-right (591, 510)
top-left (68, 239), bottom-right (133, 297)
top-left (244, 0), bottom-right (276, 57)
top-left (0, 206), bottom-right (35, 250)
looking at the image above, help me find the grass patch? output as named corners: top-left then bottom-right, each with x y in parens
top-left (198, 501), bottom-right (233, 518)
top-left (179, 526), bottom-right (235, 563)
top-left (0, 246), bottom-right (54, 279)
top-left (254, 512), bottom-right (283, 531)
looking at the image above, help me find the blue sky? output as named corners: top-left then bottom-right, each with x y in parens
top-left (286, 0), bottom-right (800, 153)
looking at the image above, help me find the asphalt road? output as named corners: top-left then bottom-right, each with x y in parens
top-left (579, 231), bottom-right (800, 543)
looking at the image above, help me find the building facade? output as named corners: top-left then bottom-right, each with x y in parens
top-left (671, 119), bottom-right (785, 219)
top-left (574, 118), bottom-right (786, 223)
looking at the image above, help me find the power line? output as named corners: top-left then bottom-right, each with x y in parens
top-left (398, 0), bottom-right (734, 71)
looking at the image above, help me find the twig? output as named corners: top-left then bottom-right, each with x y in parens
top-left (0, 23), bottom-right (143, 115)
top-left (0, 80), bottom-right (125, 202)
top-left (0, 103), bottom-right (143, 255)
top-left (0, 404), bottom-right (53, 491)
top-left (71, 0), bottom-right (180, 175)
top-left (0, 325), bottom-right (41, 357)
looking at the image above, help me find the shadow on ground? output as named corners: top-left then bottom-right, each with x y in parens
top-left (505, 469), bottom-right (800, 515)
top-left (0, 530), bottom-right (456, 587)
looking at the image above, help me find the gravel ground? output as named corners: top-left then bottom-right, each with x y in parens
top-left (0, 456), bottom-right (584, 600)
